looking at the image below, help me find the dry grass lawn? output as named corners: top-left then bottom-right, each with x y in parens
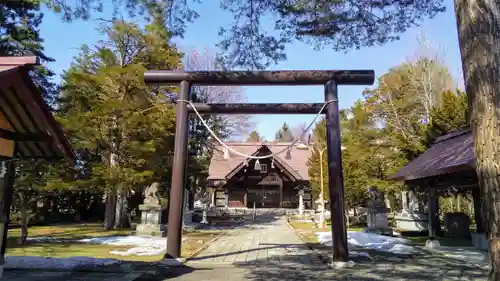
top-left (288, 220), bottom-right (363, 244)
top-left (6, 223), bottom-right (223, 261)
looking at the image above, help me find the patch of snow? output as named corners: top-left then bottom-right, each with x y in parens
top-left (350, 250), bottom-right (372, 259)
top-left (387, 243), bottom-right (416, 255)
top-left (79, 236), bottom-right (166, 256)
top-left (317, 231), bottom-right (416, 255)
top-left (330, 260), bottom-right (356, 269)
top-left (5, 256), bottom-right (120, 269)
top-left (26, 236), bottom-right (63, 242)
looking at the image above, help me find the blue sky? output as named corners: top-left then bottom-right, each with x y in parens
top-left (39, 0), bottom-right (463, 141)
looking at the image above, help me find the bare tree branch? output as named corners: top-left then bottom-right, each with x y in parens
top-left (182, 48), bottom-right (255, 153)
top-left (291, 122), bottom-right (310, 142)
top-left (406, 31), bottom-right (454, 123)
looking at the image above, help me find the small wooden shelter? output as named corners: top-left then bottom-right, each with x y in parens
top-left (390, 129), bottom-right (485, 246)
top-left (0, 56), bottom-right (75, 277)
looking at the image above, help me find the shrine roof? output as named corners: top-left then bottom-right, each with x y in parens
top-left (389, 128), bottom-right (474, 181)
top-left (208, 142), bottom-right (312, 181)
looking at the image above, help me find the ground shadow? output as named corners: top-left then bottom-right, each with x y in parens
top-left (187, 244), bottom-right (301, 262)
top-left (227, 249), bottom-right (488, 281)
top-left (189, 210), bottom-right (284, 233)
top-left (195, 212), bottom-right (285, 233)
top-left (8, 211), bottom-right (489, 281)
top-left (142, 212), bottom-right (487, 281)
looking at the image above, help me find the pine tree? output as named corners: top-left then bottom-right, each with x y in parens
top-left (426, 89), bottom-right (469, 144)
top-left (0, 1), bottom-right (61, 241)
top-left (247, 131), bottom-right (263, 142)
top-left (215, 1), bottom-right (445, 69)
top-left (39, 0), bottom-right (197, 37)
top-left (57, 19), bottom-right (182, 229)
top-left (307, 101), bottom-right (406, 210)
top-left (0, 1), bottom-right (57, 103)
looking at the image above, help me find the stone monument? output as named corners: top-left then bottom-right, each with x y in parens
top-left (443, 212), bottom-right (471, 237)
top-left (183, 190), bottom-right (194, 227)
top-left (195, 191), bottom-right (211, 224)
top-left (365, 186), bottom-right (391, 235)
top-left (298, 189), bottom-right (304, 215)
top-left (394, 190), bottom-right (428, 232)
top-left (135, 183), bottom-right (167, 237)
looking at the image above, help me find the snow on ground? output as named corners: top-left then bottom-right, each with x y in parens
top-left (350, 250), bottom-right (373, 259)
top-left (317, 231), bottom-right (416, 255)
top-left (4, 256), bottom-right (120, 269)
top-left (80, 236), bottom-right (167, 256)
top-left (27, 235), bottom-right (166, 256)
top-left (26, 236), bottom-right (65, 242)
top-left (331, 260), bottom-right (356, 269)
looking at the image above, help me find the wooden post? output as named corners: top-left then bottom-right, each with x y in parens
top-left (279, 182), bottom-right (283, 208)
top-left (244, 189), bottom-right (248, 208)
top-left (211, 189), bottom-right (215, 207)
top-left (427, 187), bottom-right (438, 239)
top-left (253, 202), bottom-right (256, 221)
top-left (324, 80), bottom-right (349, 262)
top-left (164, 80), bottom-right (190, 260)
top-left (472, 186), bottom-right (485, 233)
top-left (224, 190), bottom-right (229, 208)
top-left (0, 160), bottom-right (15, 278)
top-left (243, 172), bottom-right (248, 208)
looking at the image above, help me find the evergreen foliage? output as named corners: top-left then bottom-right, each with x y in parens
top-left (307, 58), bottom-right (467, 212)
top-left (1, 0), bottom-right (60, 239)
top-left (426, 89), bottom-right (469, 144)
top-left (53, 19), bottom-right (182, 228)
top-left (247, 130), bottom-right (263, 142)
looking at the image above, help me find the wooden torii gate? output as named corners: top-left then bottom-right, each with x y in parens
top-left (144, 70), bottom-right (375, 262)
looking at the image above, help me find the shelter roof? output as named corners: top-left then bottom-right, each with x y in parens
top-left (0, 56), bottom-right (75, 163)
top-left (389, 129), bottom-right (474, 181)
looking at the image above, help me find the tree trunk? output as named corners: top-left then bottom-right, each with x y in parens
top-left (434, 192), bottom-right (443, 236)
top-left (18, 192), bottom-right (28, 245)
top-left (104, 148), bottom-right (119, 230)
top-left (41, 196), bottom-right (51, 222)
top-left (454, 1), bottom-right (500, 280)
top-left (114, 187), bottom-right (130, 229)
top-left (104, 189), bottom-right (117, 229)
top-left (19, 225), bottom-right (28, 245)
